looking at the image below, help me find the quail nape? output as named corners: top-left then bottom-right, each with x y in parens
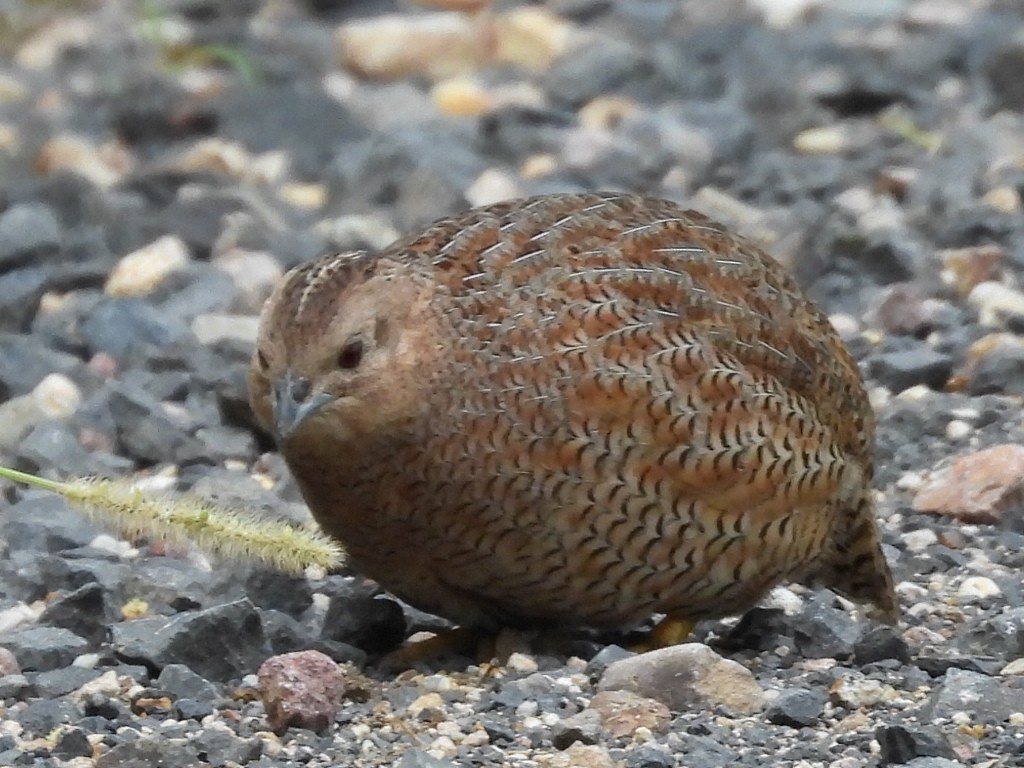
top-left (248, 192), bottom-right (899, 650)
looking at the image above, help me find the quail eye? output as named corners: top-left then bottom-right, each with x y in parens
top-left (256, 349), bottom-right (270, 371)
top-left (337, 339), bottom-right (364, 370)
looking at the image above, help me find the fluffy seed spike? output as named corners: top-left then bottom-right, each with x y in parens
top-left (0, 466), bottom-right (345, 574)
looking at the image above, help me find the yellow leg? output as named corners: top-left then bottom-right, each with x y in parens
top-left (630, 616), bottom-right (695, 653)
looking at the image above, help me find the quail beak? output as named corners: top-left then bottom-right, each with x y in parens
top-left (272, 370), bottom-right (336, 441)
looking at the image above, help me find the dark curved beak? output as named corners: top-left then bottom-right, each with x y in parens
top-left (272, 370), bottom-right (335, 441)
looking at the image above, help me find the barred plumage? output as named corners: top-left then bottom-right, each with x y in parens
top-left (249, 192), bottom-right (898, 636)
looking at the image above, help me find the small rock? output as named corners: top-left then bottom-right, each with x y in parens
top-left (968, 281), bottom-right (1024, 327)
top-left (156, 663), bottom-right (219, 702)
top-left (913, 444), bottom-right (1024, 524)
top-left (940, 245), bottom-right (1004, 299)
top-left (0, 202), bottom-right (61, 269)
top-left (793, 126), bottom-right (847, 154)
top-left (958, 576), bottom-right (1002, 602)
top-left (258, 650), bottom-right (346, 734)
top-left (829, 674), bottom-right (899, 709)
top-left (191, 726), bottom-right (263, 765)
top-left (876, 724), bottom-right (957, 765)
top-left (869, 284), bottom-right (932, 336)
top-left (597, 643), bottom-right (764, 714)
top-left (623, 743), bottom-right (674, 768)
top-left (111, 598), bottom-right (271, 682)
top-left (191, 312), bottom-right (260, 346)
top-left (321, 592), bottom-right (406, 652)
top-left (0, 648), bottom-right (19, 676)
top-left (854, 626), bottom-right (911, 666)
top-left (868, 345), bottom-right (953, 393)
top-left (588, 690), bottom-right (670, 738)
top-left (105, 235), bottom-right (190, 297)
top-left (0, 626), bottom-right (88, 672)
top-left (793, 594), bottom-right (860, 659)
top-left (506, 652), bottom-right (539, 675)
top-left (94, 734), bottom-right (198, 768)
top-left (431, 76), bottom-right (494, 117)
top-left (765, 688), bottom-right (826, 727)
top-left (922, 668), bottom-right (1022, 723)
top-left (551, 708), bottom-right (603, 749)
top-left (338, 12), bottom-right (487, 81)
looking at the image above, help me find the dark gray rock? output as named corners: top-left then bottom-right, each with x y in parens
top-left (0, 674), bottom-right (35, 700)
top-left (31, 665), bottom-right (104, 697)
top-left (967, 345), bottom-right (1024, 396)
top-left (876, 724), bottom-right (956, 765)
top-left (921, 668), bottom-right (1024, 723)
top-left (15, 697), bottom-right (82, 736)
top-left (156, 663), bottom-right (220, 702)
top-left (111, 598), bottom-right (271, 682)
top-left (765, 688), bottom-right (826, 728)
top-left (40, 582), bottom-right (114, 645)
top-left (551, 708), bottom-right (603, 749)
top-left (53, 727), bottom-right (92, 759)
top-left (80, 297), bottom-right (193, 363)
top-left (0, 626), bottom-right (88, 672)
top-left (321, 592), bottom-right (407, 652)
top-left (95, 734), bottom-right (199, 768)
top-left (0, 265), bottom-right (51, 329)
top-left (103, 380), bottom-right (206, 464)
top-left (854, 626), bottom-right (912, 666)
top-left (191, 727), bottom-right (263, 767)
top-left (2, 493), bottom-right (103, 554)
top-left (0, 332), bottom-right (81, 400)
top-left (792, 594), bottom-right (860, 660)
top-left (624, 743), bottom-right (674, 768)
top-left (545, 38), bottom-right (650, 107)
top-left (868, 345), bottom-right (953, 393)
top-left (0, 203), bottom-right (61, 269)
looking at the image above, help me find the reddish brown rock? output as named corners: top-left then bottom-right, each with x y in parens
top-left (588, 690), bottom-right (671, 738)
top-left (913, 444), bottom-right (1024, 524)
top-left (257, 651), bottom-right (346, 734)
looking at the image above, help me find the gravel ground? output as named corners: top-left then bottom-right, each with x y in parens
top-left (1, 0), bottom-right (1024, 766)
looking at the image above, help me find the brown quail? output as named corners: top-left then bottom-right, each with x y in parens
top-left (249, 192), bottom-right (899, 643)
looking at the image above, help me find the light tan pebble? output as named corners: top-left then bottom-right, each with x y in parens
top-left (0, 123), bottom-right (18, 153)
top-left (72, 653), bottom-right (101, 668)
top-left (32, 372), bottom-right (81, 418)
top-left (408, 692), bottom-right (446, 717)
top-left (598, 643), bottom-right (764, 714)
top-left (462, 729), bottom-right (490, 747)
top-left (191, 313), bottom-right (261, 346)
top-left (566, 657), bottom-right (587, 673)
top-left (957, 576), bottom-right (1001, 601)
top-left (349, 723), bottom-right (371, 740)
top-left (248, 151), bottom-right (290, 185)
top-left (213, 249), bottom-right (283, 312)
top-left (432, 77), bottom-right (494, 116)
top-left (70, 670), bottom-right (122, 705)
top-left (279, 183), bottom-right (327, 209)
top-left (983, 186), bottom-right (1021, 214)
top-left (177, 138), bottom-right (251, 177)
top-left (1008, 711), bottom-right (1024, 725)
top-left (541, 712), bottom-right (561, 727)
top-left (36, 133), bottom-right (132, 186)
top-left (951, 711), bottom-right (971, 726)
top-left (506, 652), bottom-right (539, 675)
top-left (521, 715), bottom-right (543, 730)
top-left (945, 420), bottom-right (971, 441)
top-left (428, 735), bottom-right (458, 757)
top-left (689, 186), bottom-right (770, 237)
top-left (520, 153), bottom-right (558, 178)
top-left (763, 585), bottom-right (804, 615)
top-left (106, 235), bottom-right (189, 297)
top-left (493, 7), bottom-right (574, 72)
top-left (968, 281), bottom-right (1024, 326)
top-left (338, 12), bottom-right (487, 81)
top-left (1001, 660), bottom-right (1024, 677)
top-left (793, 126), bottom-right (847, 154)
top-left (317, 214), bottom-right (401, 251)
top-left (412, 0), bottom-right (489, 9)
top-left (868, 386), bottom-right (891, 411)
top-left (896, 384), bottom-right (931, 401)
top-left (829, 757), bottom-right (863, 768)
top-left (829, 675), bottom-right (898, 708)
top-left (465, 168), bottom-right (522, 208)
top-left (434, 720), bottom-right (463, 739)
top-left (901, 528), bottom-right (938, 553)
top-left (16, 16), bottom-right (95, 69)
top-left (940, 245), bottom-right (1004, 298)
top-left (578, 96), bottom-right (639, 131)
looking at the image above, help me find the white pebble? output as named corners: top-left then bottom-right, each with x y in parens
top-left (901, 528), bottom-right (938, 553)
top-left (516, 700), bottom-right (539, 719)
top-left (31, 372), bottom-right (81, 418)
top-left (958, 576), bottom-right (1001, 601)
top-left (506, 652), bottom-right (539, 675)
top-left (945, 419), bottom-right (971, 440)
top-left (462, 730), bottom-right (489, 747)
